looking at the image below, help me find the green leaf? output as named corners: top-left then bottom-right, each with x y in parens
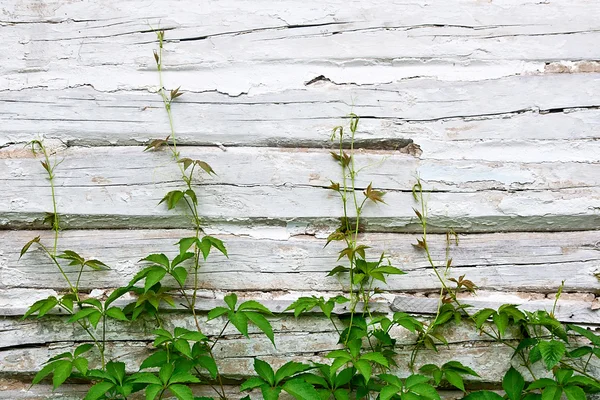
top-left (463, 392), bottom-right (505, 400)
top-left (554, 369), bottom-right (572, 385)
top-left (405, 374), bottom-right (430, 388)
top-left (196, 161), bottom-right (215, 175)
top-left (240, 376), bottom-right (266, 391)
top-left (133, 372), bottom-right (163, 385)
top-left (170, 371), bottom-right (201, 384)
top-left (32, 361), bottom-right (59, 385)
top-left (185, 189), bottom-right (197, 205)
top-left (419, 364), bottom-right (439, 374)
top-left (141, 253), bottom-right (170, 269)
top-left (402, 392), bottom-right (421, 400)
top-left (74, 343), bottom-right (94, 358)
top-left (81, 298), bottom-right (103, 310)
top-left (326, 350), bottom-right (351, 360)
top-left (474, 309), bottom-right (496, 329)
top-left (444, 370), bottom-right (465, 392)
top-left (178, 330), bottom-right (207, 342)
top-left (37, 296), bottom-right (59, 318)
top-left (538, 340), bottom-right (566, 370)
top-left (254, 359), bottom-right (275, 386)
top-left (196, 356), bottom-right (218, 379)
top-left (326, 266), bottom-right (350, 276)
top-left (493, 311), bottom-right (509, 337)
top-left (282, 378), bottom-right (321, 400)
top-left (563, 386), bottom-right (586, 400)
top-left (159, 363), bottom-right (174, 385)
top-left (105, 286), bottom-right (131, 308)
top-left (246, 312), bottom-right (275, 346)
top-left (238, 300), bottom-right (273, 315)
top-left (61, 294), bottom-right (75, 312)
top-left (45, 352), bottom-right (72, 363)
top-left (105, 307), bottom-right (128, 321)
top-left (89, 310), bottom-right (103, 328)
top-left (159, 190), bottom-right (185, 210)
top-left (52, 360), bottom-right (73, 389)
top-left (228, 310), bottom-right (249, 337)
top-left (84, 382), bottom-right (116, 400)
top-left (172, 252), bottom-right (194, 268)
top-left (171, 267), bottom-right (188, 287)
top-left (522, 395), bottom-right (542, 400)
top-left (68, 307), bottom-right (99, 323)
top-left (224, 293), bottom-right (238, 310)
top-left (261, 386), bottom-right (282, 400)
top-left (333, 389), bottom-right (350, 400)
top-left (178, 158), bottom-right (194, 171)
top-left (541, 386), bottom-right (562, 400)
top-left (442, 361), bottom-right (479, 377)
top-left (567, 346), bottom-right (592, 358)
top-left (380, 385), bottom-right (402, 400)
top-left (174, 339), bottom-right (192, 358)
top-left (567, 324), bottom-right (600, 346)
top-left (275, 362), bottom-right (313, 385)
top-left (409, 383), bottom-right (440, 400)
top-left (87, 369), bottom-right (113, 382)
top-left (84, 259), bottom-right (111, 271)
top-left (200, 236), bottom-right (228, 259)
top-left (360, 352), bottom-right (389, 367)
top-left (527, 378), bottom-right (557, 390)
top-left (145, 384), bottom-right (163, 400)
top-left (19, 236), bottom-right (40, 259)
top-left (106, 361), bottom-right (126, 385)
top-left (140, 351), bottom-right (168, 369)
top-left (567, 375), bottom-right (600, 388)
top-left (503, 367), bottom-right (525, 400)
top-left (145, 267), bottom-right (167, 293)
top-left (23, 296), bottom-right (58, 319)
top-left (207, 307), bottom-right (228, 320)
top-left (177, 237), bottom-right (199, 254)
top-left (72, 357), bottom-right (88, 375)
top-left (371, 266), bottom-right (405, 276)
top-left (354, 360), bottom-right (372, 383)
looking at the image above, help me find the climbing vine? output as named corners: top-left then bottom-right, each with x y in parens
top-left (18, 30), bottom-right (600, 400)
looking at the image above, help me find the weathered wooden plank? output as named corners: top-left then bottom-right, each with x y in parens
top-left (1, 285), bottom-right (598, 326)
top-left (2, 75), bottom-right (600, 150)
top-left (2, 146), bottom-right (600, 231)
top-left (2, 230), bottom-right (599, 294)
top-left (3, 0), bottom-right (598, 29)
top-left (3, 94), bottom-right (600, 150)
top-left (2, 181), bottom-right (599, 231)
top-left (0, 380), bottom-right (284, 400)
top-left (2, 1), bottom-right (600, 94)
top-left (2, 337), bottom-right (598, 384)
top-left (2, 146), bottom-right (599, 193)
top-left (0, 381), bottom-right (478, 400)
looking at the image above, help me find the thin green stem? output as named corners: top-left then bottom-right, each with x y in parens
top-left (39, 145), bottom-right (60, 256)
top-left (38, 243), bottom-right (78, 300)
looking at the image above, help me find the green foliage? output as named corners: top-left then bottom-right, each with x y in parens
top-left (208, 293), bottom-right (275, 345)
top-left (18, 35), bottom-right (600, 400)
top-left (419, 361), bottom-right (479, 392)
top-left (241, 359), bottom-right (318, 399)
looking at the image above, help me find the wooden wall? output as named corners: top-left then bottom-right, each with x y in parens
top-left (1, 0), bottom-right (599, 397)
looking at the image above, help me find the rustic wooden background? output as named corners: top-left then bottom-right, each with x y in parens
top-left (1, 0), bottom-right (600, 398)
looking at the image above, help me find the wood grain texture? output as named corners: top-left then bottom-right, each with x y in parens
top-left (2, 0), bottom-right (600, 94)
top-left (2, 0), bottom-right (600, 395)
top-left (2, 312), bottom-right (598, 382)
top-left (2, 146), bottom-right (599, 231)
top-left (2, 230), bottom-right (600, 294)
top-left (2, 79), bottom-right (600, 152)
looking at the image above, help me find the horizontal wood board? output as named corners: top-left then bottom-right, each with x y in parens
top-left (1, 0), bottom-right (600, 396)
